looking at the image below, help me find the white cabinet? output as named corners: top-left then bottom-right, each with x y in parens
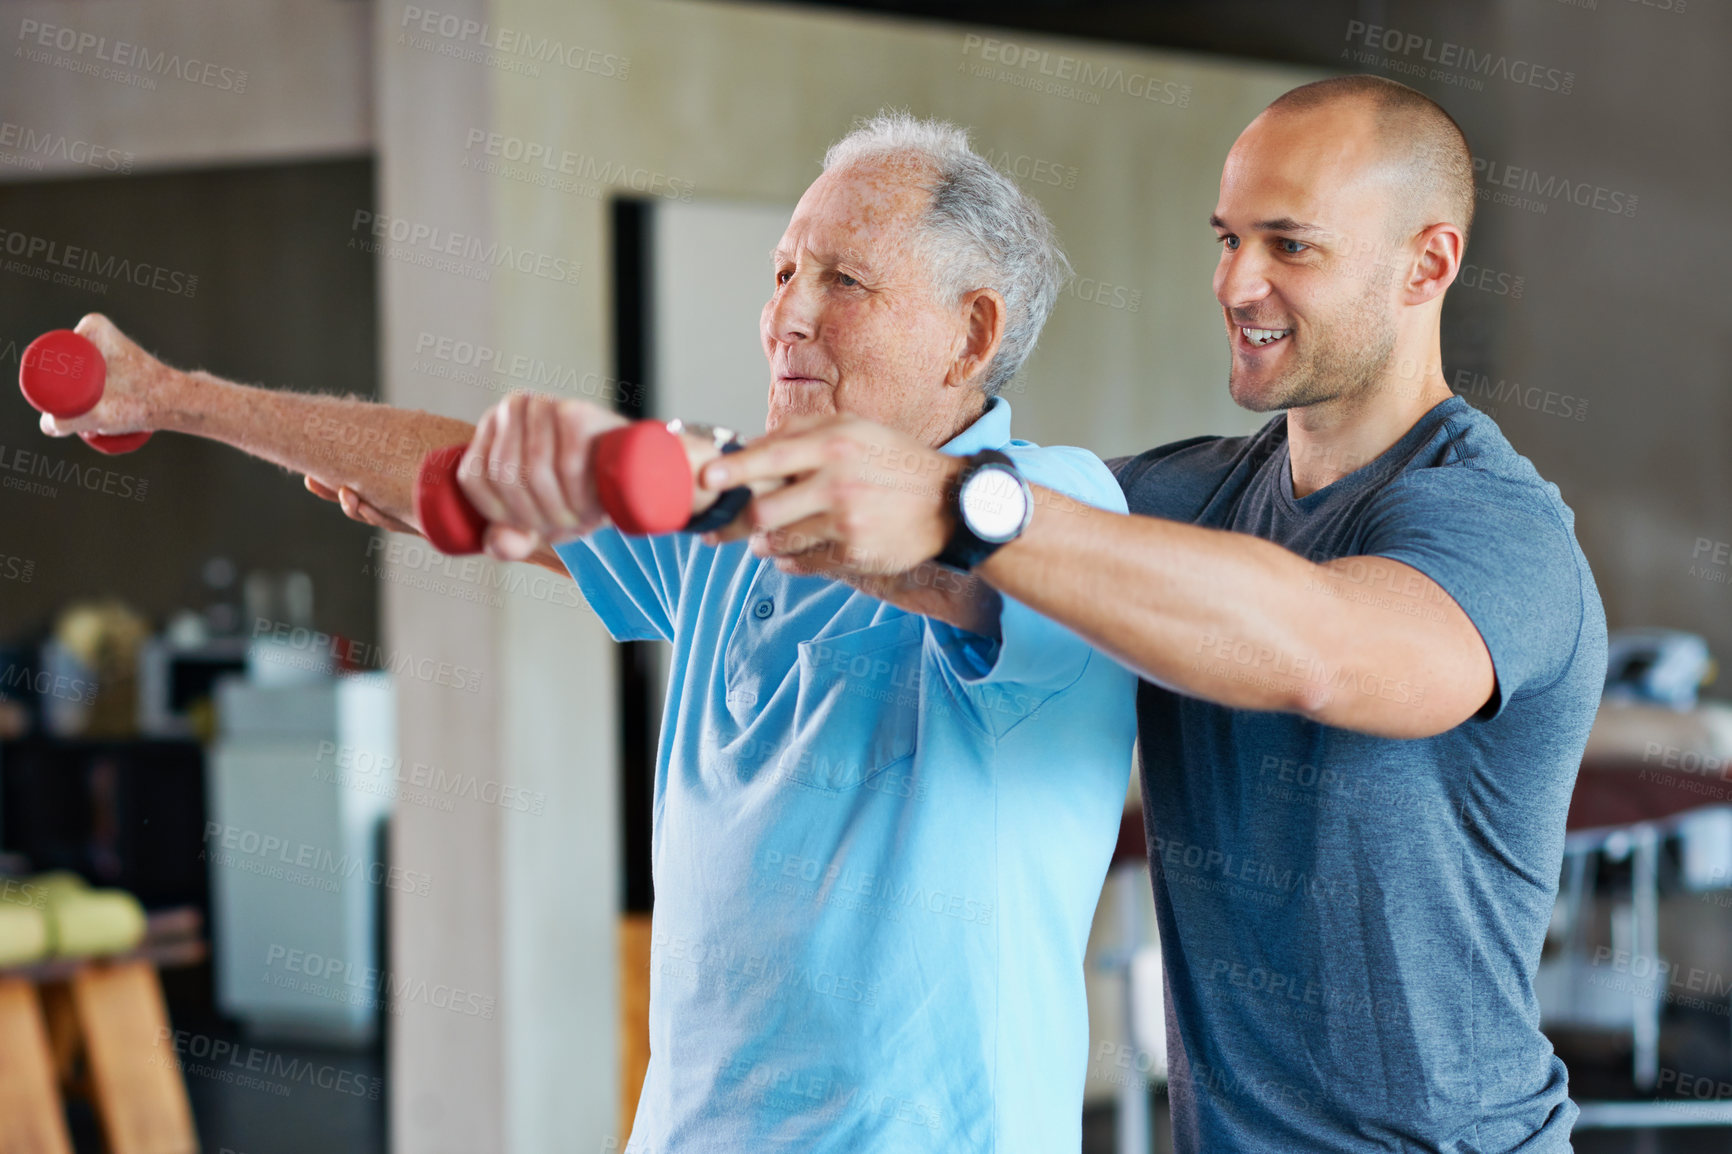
top-left (208, 674), bottom-right (394, 1046)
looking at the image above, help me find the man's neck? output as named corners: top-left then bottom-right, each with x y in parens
top-left (1285, 373), bottom-right (1454, 498)
top-left (923, 390), bottom-right (990, 449)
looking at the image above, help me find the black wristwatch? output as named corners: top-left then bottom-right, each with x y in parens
top-left (668, 419), bottom-right (754, 534)
top-left (934, 449), bottom-right (1033, 572)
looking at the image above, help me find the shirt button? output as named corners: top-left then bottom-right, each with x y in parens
top-left (753, 599), bottom-right (774, 620)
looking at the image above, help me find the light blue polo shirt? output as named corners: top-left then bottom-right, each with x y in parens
top-left (555, 398), bottom-right (1135, 1153)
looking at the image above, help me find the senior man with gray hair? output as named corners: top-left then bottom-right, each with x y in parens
top-left (45, 113), bottom-right (1136, 1152)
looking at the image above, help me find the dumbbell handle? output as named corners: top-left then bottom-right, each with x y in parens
top-left (415, 419), bottom-right (732, 556)
top-left (18, 330), bottom-right (152, 454)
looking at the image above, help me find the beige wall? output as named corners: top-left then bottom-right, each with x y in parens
top-left (0, 0), bottom-right (371, 179)
top-left (375, 6), bottom-right (627, 1154)
top-left (1489, 0), bottom-right (1732, 658)
top-left (374, 4), bottom-right (506, 1153)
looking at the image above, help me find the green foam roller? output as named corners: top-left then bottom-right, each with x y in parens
top-left (0, 904), bottom-right (50, 967)
top-left (51, 889), bottom-right (146, 958)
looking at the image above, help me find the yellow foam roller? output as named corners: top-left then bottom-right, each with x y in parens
top-left (31, 870), bottom-right (89, 904)
top-left (50, 889), bottom-right (146, 958)
top-left (0, 903), bottom-right (50, 967)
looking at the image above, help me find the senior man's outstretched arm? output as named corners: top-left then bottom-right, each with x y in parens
top-left (37, 315), bottom-right (587, 573)
top-left (703, 416), bottom-right (1495, 740)
top-left (43, 316), bottom-right (478, 526)
top-left (28, 318), bottom-right (637, 590)
top-left (37, 318), bottom-right (1030, 637)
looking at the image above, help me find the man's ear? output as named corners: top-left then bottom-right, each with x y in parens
top-left (1405, 222), bottom-right (1465, 306)
top-left (945, 288), bottom-right (1006, 389)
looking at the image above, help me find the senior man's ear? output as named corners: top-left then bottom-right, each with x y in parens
top-left (945, 288), bottom-right (1006, 389)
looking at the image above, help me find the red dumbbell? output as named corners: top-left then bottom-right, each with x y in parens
top-left (18, 329), bottom-right (152, 454)
top-left (415, 419), bottom-right (697, 555)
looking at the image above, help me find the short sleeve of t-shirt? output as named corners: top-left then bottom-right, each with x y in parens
top-left (925, 443), bottom-right (1127, 711)
top-left (1355, 467), bottom-right (1588, 720)
top-left (1110, 432), bottom-right (1268, 527)
top-left (556, 530), bottom-right (693, 643)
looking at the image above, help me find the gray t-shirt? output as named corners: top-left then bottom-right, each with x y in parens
top-left (1112, 395), bottom-right (1606, 1153)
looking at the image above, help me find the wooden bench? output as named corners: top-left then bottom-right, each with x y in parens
top-left (0, 909), bottom-right (206, 1154)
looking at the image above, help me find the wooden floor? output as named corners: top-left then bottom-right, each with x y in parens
top-left (619, 913), bottom-right (653, 1148)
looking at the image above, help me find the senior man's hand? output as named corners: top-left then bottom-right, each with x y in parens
top-left (458, 391), bottom-right (629, 561)
top-left (700, 414), bottom-right (964, 577)
top-left (37, 313), bottom-right (180, 441)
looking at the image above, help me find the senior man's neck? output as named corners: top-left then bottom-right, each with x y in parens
top-left (917, 388), bottom-right (990, 449)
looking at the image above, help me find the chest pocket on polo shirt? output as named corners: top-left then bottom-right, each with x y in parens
top-left (781, 615), bottom-right (924, 792)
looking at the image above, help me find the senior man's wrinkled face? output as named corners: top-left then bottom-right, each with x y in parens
top-left (761, 157), bottom-right (987, 442)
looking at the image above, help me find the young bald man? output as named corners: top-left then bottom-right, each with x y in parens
top-left (710, 76), bottom-right (1606, 1151)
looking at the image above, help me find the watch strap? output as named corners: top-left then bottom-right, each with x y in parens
top-left (684, 440), bottom-right (752, 534)
top-left (935, 449), bottom-right (1026, 572)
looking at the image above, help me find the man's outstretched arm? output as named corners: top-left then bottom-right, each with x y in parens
top-left (44, 313), bottom-right (473, 520)
top-left (968, 493), bottom-right (1493, 738)
top-left (44, 317), bottom-right (994, 619)
top-left (705, 415), bottom-right (1495, 740)
top-left (40, 314), bottom-right (569, 573)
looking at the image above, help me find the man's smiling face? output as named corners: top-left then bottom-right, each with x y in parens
top-left (1211, 102), bottom-right (1409, 414)
top-left (759, 157), bottom-right (980, 442)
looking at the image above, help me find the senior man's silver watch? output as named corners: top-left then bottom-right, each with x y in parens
top-left (665, 418), bottom-right (742, 452)
top-left (665, 418), bottom-right (753, 534)
top-left (935, 450), bottom-right (1033, 572)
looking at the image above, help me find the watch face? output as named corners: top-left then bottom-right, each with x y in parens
top-left (960, 466), bottom-right (1030, 542)
top-left (666, 419), bottom-right (740, 449)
